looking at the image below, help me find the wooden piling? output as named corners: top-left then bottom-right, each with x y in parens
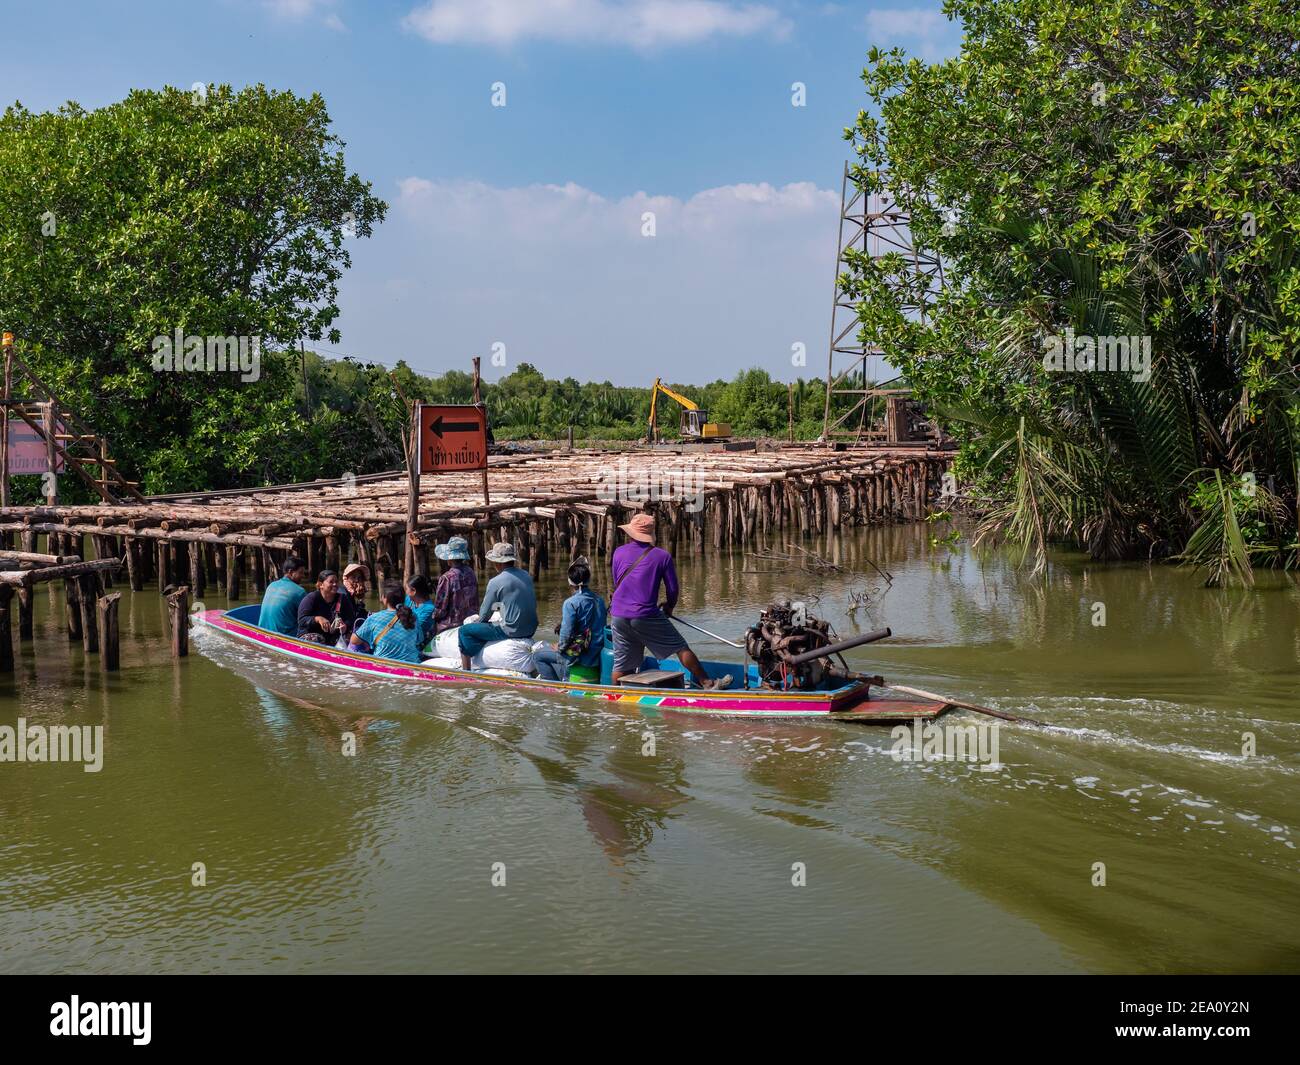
top-left (0, 586), bottom-right (12, 672)
top-left (98, 592), bottom-right (121, 671)
top-left (167, 586), bottom-right (189, 658)
top-left (17, 585), bottom-right (33, 640)
top-left (77, 572), bottom-right (99, 653)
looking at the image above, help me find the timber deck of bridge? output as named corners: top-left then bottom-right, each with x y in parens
top-left (0, 444), bottom-right (952, 599)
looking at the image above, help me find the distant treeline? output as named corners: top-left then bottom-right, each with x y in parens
top-left (301, 351), bottom-right (837, 460)
top-left (4, 344), bottom-right (845, 502)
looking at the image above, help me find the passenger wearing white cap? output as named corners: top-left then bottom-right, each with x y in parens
top-left (457, 541), bottom-right (538, 669)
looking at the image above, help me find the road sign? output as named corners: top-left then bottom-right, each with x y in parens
top-left (417, 403), bottom-right (487, 474)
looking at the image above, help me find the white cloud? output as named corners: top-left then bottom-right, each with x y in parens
top-left (337, 177), bottom-right (840, 385)
top-left (864, 5), bottom-right (958, 61)
top-left (402, 0), bottom-right (791, 49)
top-left (263, 0), bottom-right (347, 31)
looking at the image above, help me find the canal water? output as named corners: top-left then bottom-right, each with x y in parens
top-left (1, 524), bottom-right (1297, 973)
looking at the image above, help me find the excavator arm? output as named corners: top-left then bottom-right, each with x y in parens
top-left (653, 379), bottom-right (700, 411)
top-left (647, 377), bottom-right (730, 441)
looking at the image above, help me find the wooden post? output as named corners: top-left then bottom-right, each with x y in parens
top-left (0, 586), bottom-right (12, 672)
top-left (156, 540), bottom-right (170, 594)
top-left (258, 547), bottom-right (272, 593)
top-left (167, 586), bottom-right (189, 658)
top-left (788, 381), bottom-right (794, 443)
top-left (64, 577), bottom-right (82, 641)
top-left (356, 535), bottom-right (374, 590)
top-left (473, 357), bottom-right (490, 509)
top-left (188, 541), bottom-right (205, 599)
top-left (78, 572), bottom-right (99, 653)
top-left (17, 585), bottom-right (33, 640)
top-left (0, 331), bottom-right (11, 509)
top-left (99, 436), bottom-right (110, 500)
top-left (226, 545), bottom-right (240, 599)
top-left (98, 592), bottom-right (121, 671)
top-left (44, 400), bottom-right (59, 505)
top-left (529, 521), bottom-right (542, 581)
top-left (250, 546), bottom-right (265, 595)
top-left (94, 535), bottom-right (114, 588)
top-left (126, 537), bottom-right (143, 591)
top-left (405, 403), bottom-right (420, 579)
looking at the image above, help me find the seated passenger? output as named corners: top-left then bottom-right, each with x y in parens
top-left (297, 569), bottom-right (363, 644)
top-left (258, 555), bottom-right (307, 635)
top-left (458, 541), bottom-right (538, 670)
top-left (404, 574), bottom-right (436, 647)
top-left (342, 563), bottom-right (370, 623)
top-left (348, 585), bottom-right (422, 663)
top-left (534, 557), bottom-right (607, 683)
top-left (432, 536), bottom-right (478, 633)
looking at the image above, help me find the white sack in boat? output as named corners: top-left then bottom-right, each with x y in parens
top-left (432, 627), bottom-right (462, 659)
top-left (424, 656), bottom-right (464, 670)
top-left (471, 638), bottom-right (537, 674)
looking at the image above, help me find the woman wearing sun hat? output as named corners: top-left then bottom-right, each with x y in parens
top-left (432, 535), bottom-right (478, 634)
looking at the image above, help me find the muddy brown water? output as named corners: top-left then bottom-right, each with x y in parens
top-left (1, 523), bottom-right (1297, 973)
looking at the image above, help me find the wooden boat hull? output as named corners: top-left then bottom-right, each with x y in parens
top-left (199, 607), bottom-right (951, 722)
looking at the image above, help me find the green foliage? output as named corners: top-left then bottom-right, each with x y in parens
top-left (846, 0), bottom-right (1300, 582)
top-left (0, 84), bottom-right (386, 495)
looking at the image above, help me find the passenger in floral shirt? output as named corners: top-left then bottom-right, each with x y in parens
top-left (432, 536), bottom-right (479, 634)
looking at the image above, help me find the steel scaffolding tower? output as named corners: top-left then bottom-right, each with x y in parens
top-left (821, 163), bottom-right (943, 441)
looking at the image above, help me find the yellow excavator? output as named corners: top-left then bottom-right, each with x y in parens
top-left (647, 378), bottom-right (732, 442)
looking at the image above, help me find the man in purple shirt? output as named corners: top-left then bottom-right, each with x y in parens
top-left (609, 512), bottom-right (730, 689)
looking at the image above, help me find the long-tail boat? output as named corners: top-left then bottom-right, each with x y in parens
top-left (200, 605), bottom-right (954, 723)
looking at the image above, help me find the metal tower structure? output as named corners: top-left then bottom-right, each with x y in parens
top-left (821, 163), bottom-right (943, 441)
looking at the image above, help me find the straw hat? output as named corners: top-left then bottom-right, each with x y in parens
top-left (342, 562), bottom-right (369, 581)
top-left (435, 535), bottom-right (470, 562)
top-left (485, 541), bottom-right (517, 563)
top-left (619, 513), bottom-right (656, 544)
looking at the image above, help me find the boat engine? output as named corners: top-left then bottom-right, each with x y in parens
top-left (745, 599), bottom-right (891, 690)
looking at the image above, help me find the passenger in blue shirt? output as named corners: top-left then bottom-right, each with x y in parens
top-left (534, 557), bottom-right (607, 682)
top-left (404, 574), bottom-right (436, 647)
top-left (457, 541), bottom-right (539, 670)
top-left (349, 586), bottom-right (422, 663)
top-left (258, 556), bottom-right (307, 635)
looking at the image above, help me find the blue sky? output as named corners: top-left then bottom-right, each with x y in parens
top-left (1, 0), bottom-right (961, 385)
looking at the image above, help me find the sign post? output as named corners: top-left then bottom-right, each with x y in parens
top-left (407, 402), bottom-right (489, 576)
top-left (404, 404), bottom-right (420, 577)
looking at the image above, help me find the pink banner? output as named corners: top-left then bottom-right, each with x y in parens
top-left (5, 413), bottom-right (65, 474)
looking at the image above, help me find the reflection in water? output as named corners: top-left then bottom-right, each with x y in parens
top-left (0, 521), bottom-right (1297, 973)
